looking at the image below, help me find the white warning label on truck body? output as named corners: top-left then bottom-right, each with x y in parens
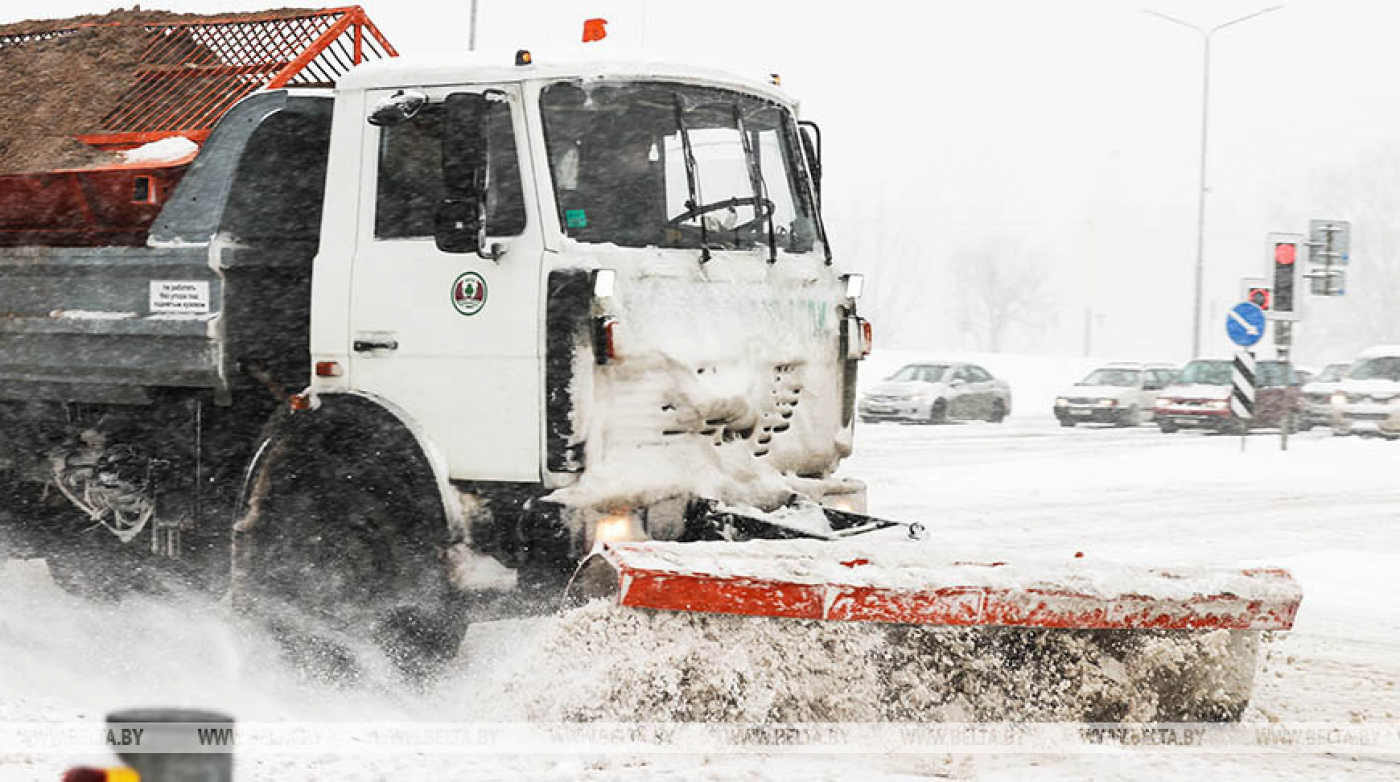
top-left (149, 281), bottom-right (210, 314)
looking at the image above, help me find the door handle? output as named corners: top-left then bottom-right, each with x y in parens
top-left (353, 338), bottom-right (399, 353)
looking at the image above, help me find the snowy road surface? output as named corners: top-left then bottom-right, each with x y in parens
top-left (2, 416), bottom-right (1398, 779)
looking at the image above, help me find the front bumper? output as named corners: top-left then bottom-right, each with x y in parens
top-left (1154, 407), bottom-right (1232, 429)
top-left (1055, 404), bottom-right (1124, 423)
top-left (859, 398), bottom-right (933, 421)
top-left (1333, 403), bottom-right (1400, 435)
top-left (1301, 401), bottom-right (1335, 426)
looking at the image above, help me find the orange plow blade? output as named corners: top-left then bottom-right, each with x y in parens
top-left (568, 540), bottom-right (1302, 631)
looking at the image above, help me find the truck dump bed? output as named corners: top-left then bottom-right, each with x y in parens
top-left (0, 244), bottom-right (221, 403)
top-left (0, 91), bottom-right (333, 405)
top-left (0, 159), bottom-right (192, 247)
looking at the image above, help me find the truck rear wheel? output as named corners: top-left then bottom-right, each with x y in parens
top-left (232, 424), bottom-right (467, 681)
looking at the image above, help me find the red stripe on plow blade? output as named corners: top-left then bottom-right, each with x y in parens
top-left (568, 542), bottom-right (1302, 632)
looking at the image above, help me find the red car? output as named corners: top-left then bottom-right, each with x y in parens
top-left (1154, 359), bottom-right (1301, 433)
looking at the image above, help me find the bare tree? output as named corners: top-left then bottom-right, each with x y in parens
top-left (952, 241), bottom-right (1052, 353)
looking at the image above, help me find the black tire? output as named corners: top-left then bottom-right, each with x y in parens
top-left (1058, 417), bottom-right (1075, 428)
top-left (926, 400), bottom-right (948, 425)
top-left (987, 399), bottom-right (1007, 423)
top-left (1115, 406), bottom-right (1139, 428)
top-left (1158, 420), bottom-right (1179, 434)
top-left (232, 424), bottom-right (467, 681)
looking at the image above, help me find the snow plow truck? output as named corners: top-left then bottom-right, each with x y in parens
top-left (0, 9), bottom-right (1300, 713)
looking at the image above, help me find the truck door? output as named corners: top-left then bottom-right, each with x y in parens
top-left (349, 86), bottom-right (543, 482)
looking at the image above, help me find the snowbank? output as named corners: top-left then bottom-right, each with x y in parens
top-left (475, 601), bottom-right (1258, 723)
top-left (118, 136), bottom-right (198, 165)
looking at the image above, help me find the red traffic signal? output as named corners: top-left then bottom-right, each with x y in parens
top-left (1247, 287), bottom-right (1271, 310)
top-left (1268, 234), bottom-right (1304, 318)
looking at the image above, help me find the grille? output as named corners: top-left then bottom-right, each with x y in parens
top-left (658, 363), bottom-right (804, 458)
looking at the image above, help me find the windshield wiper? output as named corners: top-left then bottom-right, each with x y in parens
top-left (672, 95), bottom-right (710, 263)
top-left (733, 104), bottom-right (777, 263)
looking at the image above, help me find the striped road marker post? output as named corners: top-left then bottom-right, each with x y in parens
top-left (1232, 348), bottom-right (1256, 449)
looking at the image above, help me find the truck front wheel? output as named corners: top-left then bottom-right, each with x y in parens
top-left (232, 423), bottom-right (467, 681)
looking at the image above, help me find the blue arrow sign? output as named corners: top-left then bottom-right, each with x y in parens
top-left (1226, 301), bottom-right (1266, 347)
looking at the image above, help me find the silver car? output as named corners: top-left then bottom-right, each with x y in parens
top-left (1054, 363), bottom-right (1177, 427)
top-left (859, 362), bottom-right (1012, 424)
top-left (1332, 348), bottom-right (1400, 438)
top-left (1299, 362), bottom-right (1349, 431)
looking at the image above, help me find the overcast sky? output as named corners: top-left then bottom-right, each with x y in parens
top-left (6, 0), bottom-right (1399, 361)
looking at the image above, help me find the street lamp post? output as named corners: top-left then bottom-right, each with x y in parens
top-left (1144, 5), bottom-right (1283, 358)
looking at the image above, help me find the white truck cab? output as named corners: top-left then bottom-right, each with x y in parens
top-left (295, 53), bottom-right (868, 565)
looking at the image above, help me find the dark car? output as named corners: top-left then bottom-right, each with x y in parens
top-left (1154, 359), bottom-right (1301, 433)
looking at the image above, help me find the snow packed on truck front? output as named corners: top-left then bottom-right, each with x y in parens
top-left (536, 76), bottom-right (863, 544)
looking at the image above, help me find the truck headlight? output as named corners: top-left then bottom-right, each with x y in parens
top-left (1209, 399), bottom-right (1228, 410)
top-left (1155, 397), bottom-right (1173, 407)
top-left (593, 510), bottom-right (645, 545)
top-left (1054, 397), bottom-right (1068, 407)
top-left (1331, 392), bottom-right (1347, 406)
top-left (1096, 398), bottom-right (1116, 407)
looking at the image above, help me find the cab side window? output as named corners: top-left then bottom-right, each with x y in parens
top-left (967, 366), bottom-right (992, 382)
top-left (375, 99), bottom-right (526, 240)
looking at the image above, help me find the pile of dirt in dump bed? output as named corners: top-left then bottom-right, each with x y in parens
top-left (0, 7), bottom-right (316, 174)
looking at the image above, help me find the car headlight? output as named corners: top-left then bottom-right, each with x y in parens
top-left (1331, 392), bottom-right (1347, 405)
top-left (1209, 399), bottom-right (1229, 410)
top-left (1096, 398), bottom-right (1117, 407)
top-left (1054, 397), bottom-right (1068, 407)
top-left (1155, 397), bottom-right (1173, 407)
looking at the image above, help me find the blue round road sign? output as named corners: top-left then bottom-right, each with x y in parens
top-left (1226, 301), bottom-right (1266, 347)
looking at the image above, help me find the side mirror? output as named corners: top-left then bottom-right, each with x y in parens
top-left (368, 89), bottom-right (427, 127)
top-left (437, 92), bottom-right (492, 255)
top-left (798, 120), bottom-right (822, 200)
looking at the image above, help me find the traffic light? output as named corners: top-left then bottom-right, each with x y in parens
top-left (1267, 233), bottom-right (1304, 321)
top-left (1247, 286), bottom-right (1271, 311)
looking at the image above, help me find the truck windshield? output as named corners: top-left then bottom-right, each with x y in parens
top-left (1176, 361), bottom-right (1231, 386)
top-left (540, 80), bottom-right (822, 255)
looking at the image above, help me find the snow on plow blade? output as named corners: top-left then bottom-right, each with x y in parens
top-left (568, 540), bottom-right (1302, 631)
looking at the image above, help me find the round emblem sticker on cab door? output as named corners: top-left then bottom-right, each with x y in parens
top-left (451, 272), bottom-right (487, 316)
